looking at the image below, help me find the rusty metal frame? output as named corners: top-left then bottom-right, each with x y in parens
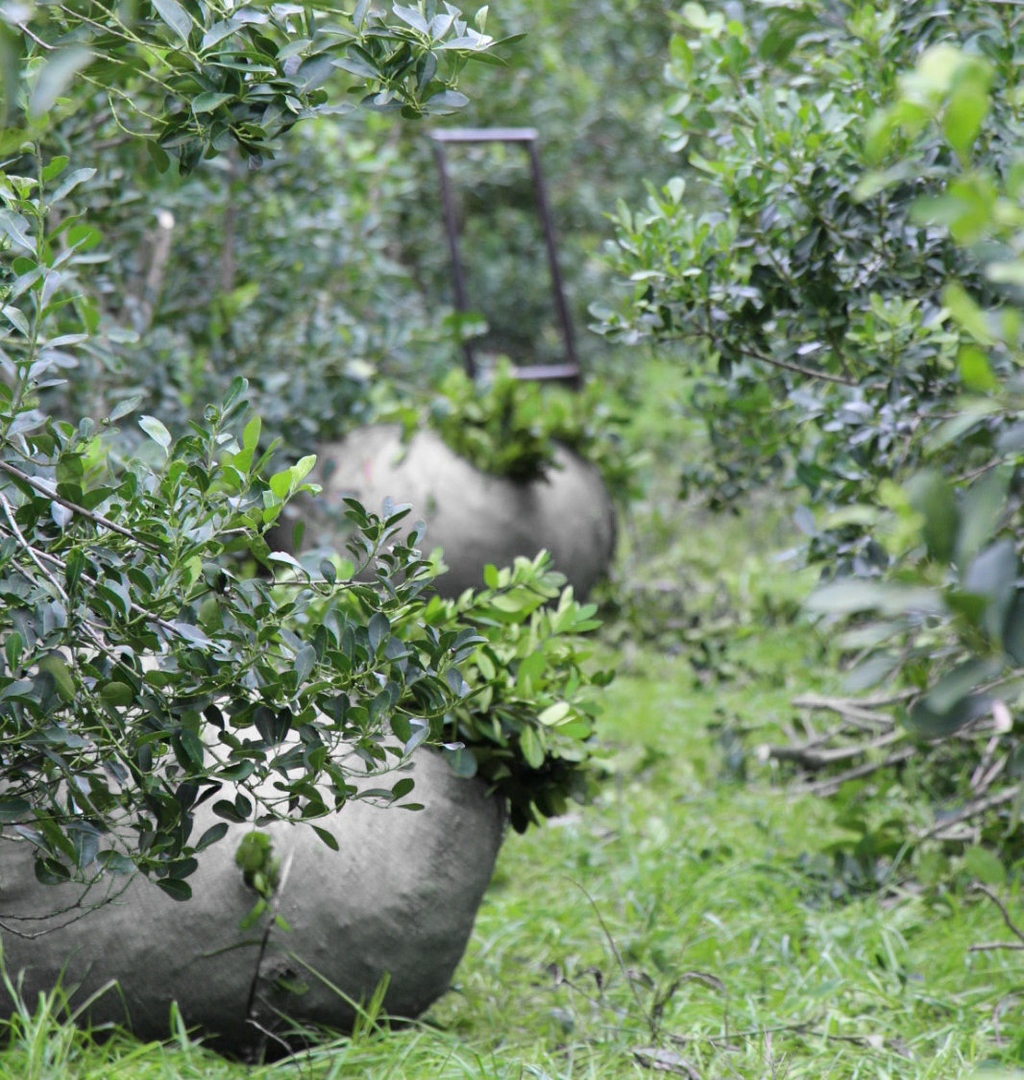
top-left (429, 127), bottom-right (580, 387)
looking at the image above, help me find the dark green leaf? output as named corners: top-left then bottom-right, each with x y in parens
top-left (154, 877), bottom-right (193, 901)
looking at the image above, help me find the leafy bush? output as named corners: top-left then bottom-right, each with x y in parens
top-left (805, 45), bottom-right (1024, 757)
top-left (0, 2), bottom-right (611, 901)
top-left (598, 2), bottom-right (1018, 556)
top-left (0, 373), bottom-right (463, 896)
top-left (599, 0), bottom-right (1024, 859)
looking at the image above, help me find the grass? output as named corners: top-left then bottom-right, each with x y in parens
top-left (2, 359), bottom-right (1024, 1078)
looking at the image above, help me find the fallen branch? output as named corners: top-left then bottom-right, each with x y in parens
top-left (969, 883), bottom-right (1024, 953)
top-left (799, 746), bottom-right (917, 797)
top-left (761, 729), bottom-right (904, 770)
top-left (916, 786), bottom-right (1021, 843)
top-left (790, 693), bottom-right (906, 732)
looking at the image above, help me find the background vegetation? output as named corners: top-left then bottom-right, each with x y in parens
top-left (4, 0), bottom-right (1024, 1076)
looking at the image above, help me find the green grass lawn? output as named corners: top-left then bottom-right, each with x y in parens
top-left (2, 362), bottom-right (1023, 1078)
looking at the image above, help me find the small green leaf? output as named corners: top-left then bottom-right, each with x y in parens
top-left (193, 92), bottom-right (235, 113)
top-left (151, 0), bottom-right (193, 45)
top-left (368, 612), bottom-right (390, 653)
top-left (100, 681), bottom-right (134, 707)
top-left (242, 415), bottom-right (261, 452)
top-left (0, 797), bottom-right (32, 823)
top-left (29, 47), bottom-right (93, 118)
top-left (391, 776), bottom-right (415, 799)
top-left (958, 345), bottom-right (998, 392)
top-left (312, 825), bottom-right (339, 851)
top-left (519, 726), bottom-right (545, 769)
top-left (269, 469), bottom-right (292, 498)
top-left (109, 394), bottom-right (144, 422)
top-left (537, 702), bottom-right (571, 726)
top-left (906, 470), bottom-right (958, 563)
top-left (5, 632), bottom-right (22, 672)
top-left (139, 415), bottom-right (172, 451)
top-left (294, 643), bottom-right (316, 684)
top-left (291, 454), bottom-right (316, 484)
top-left (154, 877), bottom-right (193, 901)
top-left (38, 654), bottom-right (75, 701)
top-left (41, 156), bottom-right (69, 182)
top-left (196, 822), bottom-right (229, 850)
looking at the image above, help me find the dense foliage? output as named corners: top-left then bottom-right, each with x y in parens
top-left (602, 0), bottom-right (1024, 859)
top-left (600, 2), bottom-right (1019, 538)
top-left (423, 552), bottom-right (610, 832)
top-left (0, 1), bottom-right (612, 899)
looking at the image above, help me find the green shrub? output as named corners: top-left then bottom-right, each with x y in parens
top-left (0, 2), bottom-right (610, 899)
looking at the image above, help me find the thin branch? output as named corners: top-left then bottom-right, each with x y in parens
top-left (762, 729), bottom-right (903, 770)
top-left (0, 872), bottom-right (136, 939)
top-left (0, 516), bottom-right (180, 638)
top-left (916, 786), bottom-right (1021, 842)
top-left (0, 458), bottom-right (160, 549)
top-left (799, 746), bottom-right (916, 797)
top-left (676, 326), bottom-right (859, 386)
top-left (0, 491), bottom-right (69, 602)
top-left (968, 883), bottom-right (1024, 953)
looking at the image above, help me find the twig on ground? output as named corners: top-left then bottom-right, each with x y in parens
top-left (917, 786), bottom-right (1020, 843)
top-left (761, 729), bottom-right (903, 770)
top-left (970, 736), bottom-right (1008, 797)
top-left (791, 693), bottom-right (906, 732)
top-left (969, 883), bottom-right (1024, 953)
top-left (573, 878), bottom-right (659, 1040)
top-left (799, 746), bottom-right (916, 797)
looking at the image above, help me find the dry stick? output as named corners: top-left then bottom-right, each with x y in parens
top-left (791, 693), bottom-right (906, 731)
top-left (970, 739), bottom-right (1008, 797)
top-left (969, 883), bottom-right (1024, 953)
top-left (666, 1016), bottom-right (903, 1051)
top-left (799, 746), bottom-right (917, 797)
top-left (763, 729), bottom-right (904, 770)
top-left (0, 458), bottom-right (159, 549)
top-left (916, 786), bottom-right (1021, 842)
top-left (792, 690), bottom-right (913, 709)
top-left (572, 878), bottom-right (657, 1039)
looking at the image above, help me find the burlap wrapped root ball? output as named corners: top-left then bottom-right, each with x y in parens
top-left (276, 424), bottom-right (616, 598)
top-left (0, 751), bottom-right (504, 1055)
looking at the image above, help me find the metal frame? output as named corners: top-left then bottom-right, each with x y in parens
top-left (429, 127), bottom-right (580, 387)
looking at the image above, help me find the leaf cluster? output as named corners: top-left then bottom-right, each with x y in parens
top-left (383, 359), bottom-right (642, 499)
top-left (0, 7), bottom-right (611, 907)
top-left (0, 0), bottom-right (509, 171)
top-left (805, 41), bottom-right (1024, 745)
top-left (426, 552), bottom-right (611, 833)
